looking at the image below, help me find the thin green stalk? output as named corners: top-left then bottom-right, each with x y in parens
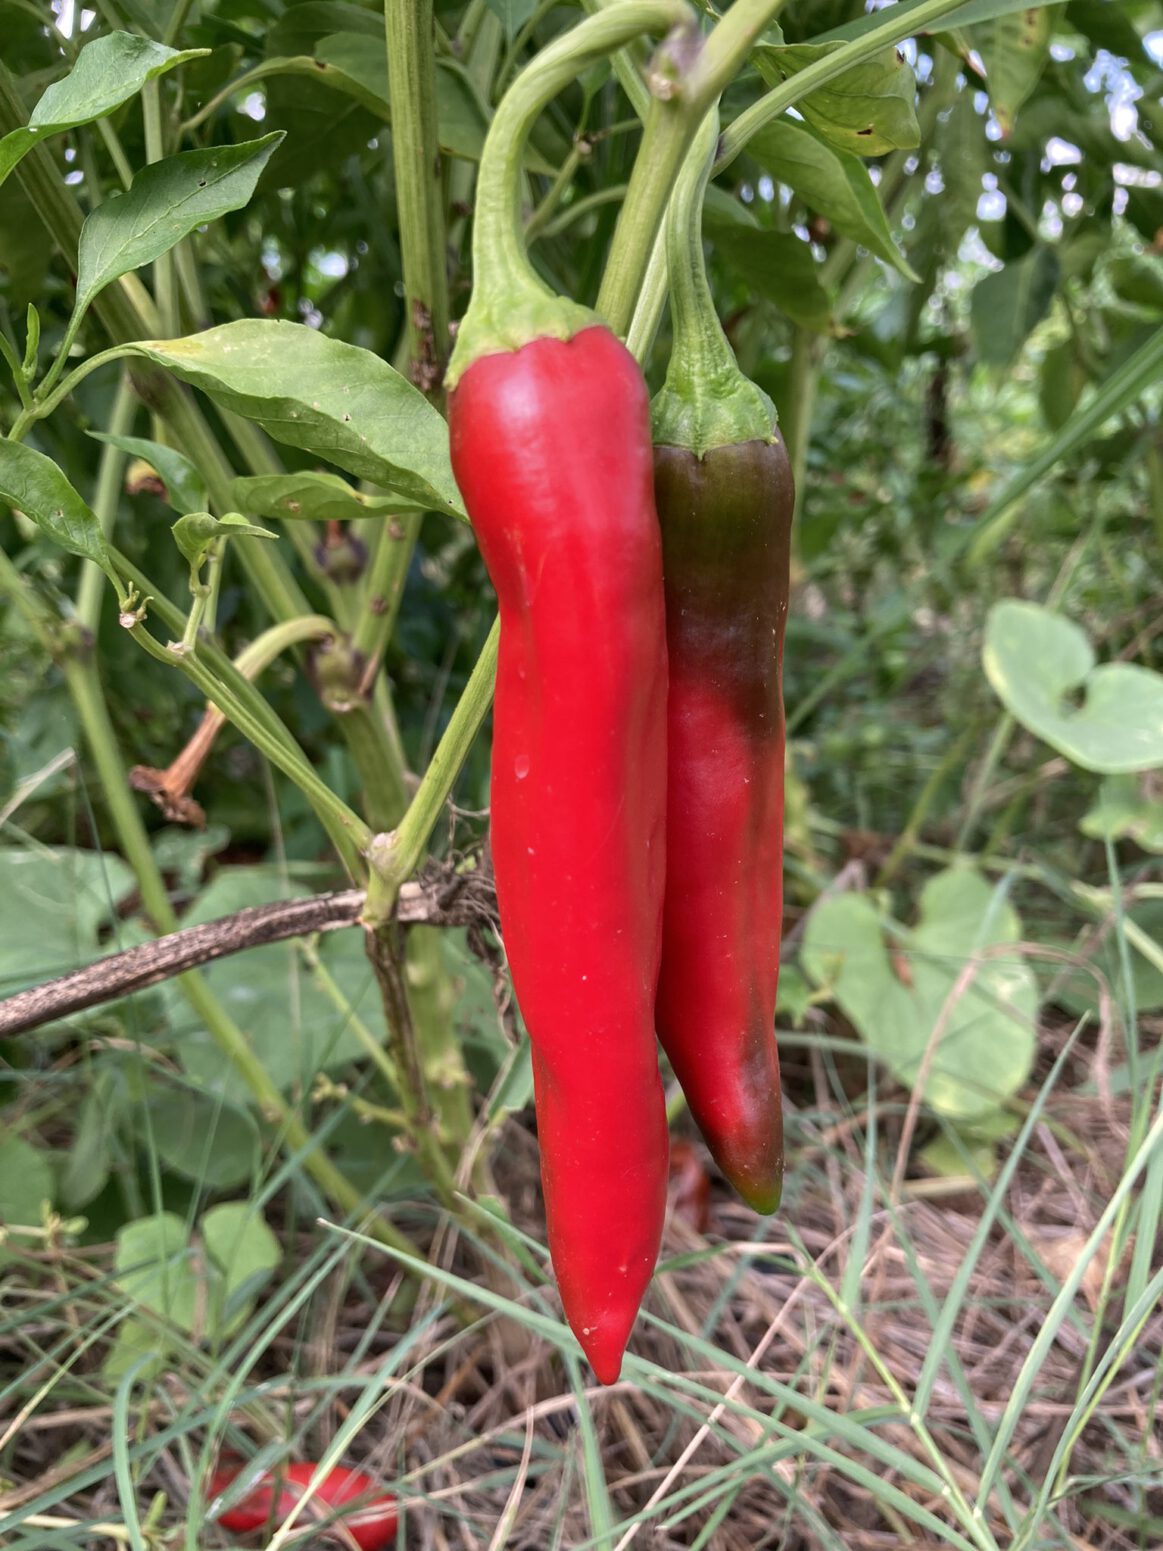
top-left (11, 343), bottom-right (137, 438)
top-left (95, 116), bottom-right (135, 192)
top-left (955, 714), bottom-right (1015, 855)
top-left (76, 372), bottom-right (136, 632)
top-left (523, 142), bottom-right (588, 243)
top-left (596, 100), bottom-right (695, 336)
top-left (340, 694), bottom-right (475, 1162)
top-left (141, 78), bottom-right (178, 336)
top-left (385, 0), bottom-right (451, 392)
top-left (126, 618), bottom-right (373, 869)
top-left (535, 184), bottom-right (629, 241)
top-left (0, 325), bottom-right (34, 413)
top-left (783, 326), bottom-right (822, 518)
top-left (349, 512), bottom-right (420, 664)
top-left (57, 652), bottom-right (421, 1260)
top-left (597, 0), bottom-right (789, 334)
top-left (364, 616), bottom-right (499, 921)
top-left (163, 0), bottom-right (197, 44)
top-left (876, 729), bottom-right (974, 888)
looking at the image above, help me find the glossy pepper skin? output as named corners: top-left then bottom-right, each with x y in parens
top-left (208, 1461), bottom-right (398, 1549)
top-left (650, 106), bottom-right (792, 1213)
top-left (652, 437), bottom-right (793, 1211)
top-left (449, 325), bottom-right (670, 1384)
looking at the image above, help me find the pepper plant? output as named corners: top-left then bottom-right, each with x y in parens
top-left (2, 0), bottom-right (1163, 1534)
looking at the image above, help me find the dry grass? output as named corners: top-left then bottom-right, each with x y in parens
top-left (1, 1016), bottom-right (1160, 1550)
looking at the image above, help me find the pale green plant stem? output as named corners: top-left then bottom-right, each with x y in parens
top-left (141, 79), bottom-right (178, 336)
top-left (0, 551), bottom-right (420, 1260)
top-left (76, 371), bottom-right (135, 631)
top-left (385, 0), bottom-right (450, 390)
top-left (364, 616), bottom-right (500, 922)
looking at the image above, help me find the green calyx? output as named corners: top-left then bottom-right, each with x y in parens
top-left (651, 105), bottom-right (777, 457)
top-left (446, 0), bottom-right (695, 389)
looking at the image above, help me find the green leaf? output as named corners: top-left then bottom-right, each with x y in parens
top-left (484, 0), bottom-right (537, 39)
top-left (970, 247), bottom-right (1059, 365)
top-left (143, 1089), bottom-right (261, 1188)
top-left (113, 1212), bottom-right (198, 1326)
top-left (87, 432), bottom-right (207, 514)
top-left (802, 868), bottom-right (1038, 1121)
top-left (0, 848), bottom-right (137, 994)
top-left (0, 440), bottom-right (118, 582)
top-left (160, 868), bottom-right (386, 1093)
top-left (61, 1067), bottom-right (123, 1209)
top-left (1038, 338), bottom-right (1087, 431)
top-left (74, 133), bottom-right (284, 321)
top-left (231, 471), bottom-right (422, 522)
top-left (706, 217), bottom-right (836, 332)
top-left (1108, 252), bottom-right (1163, 314)
top-left (967, 326), bottom-right (1163, 564)
top-left (172, 510), bottom-right (274, 571)
top-left (976, 5), bottom-right (1052, 136)
top-left (0, 1136), bottom-right (54, 1244)
top-left (983, 601), bottom-right (1163, 773)
top-left (819, 0), bottom-right (1067, 41)
top-left (0, 32), bottom-right (208, 190)
top-left (1080, 773), bottom-right (1163, 853)
top-left (315, 35), bottom-right (493, 165)
top-left (130, 320), bottom-right (464, 518)
top-left (108, 1203), bottom-right (279, 1373)
top-left (1046, 901), bottom-right (1163, 1019)
top-left (755, 42), bottom-right (919, 155)
top-left (200, 1201), bottom-right (280, 1333)
top-left (747, 119), bottom-right (918, 280)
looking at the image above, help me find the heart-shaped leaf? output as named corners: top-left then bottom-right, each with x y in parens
top-left (802, 868), bottom-right (1037, 1121)
top-left (1080, 773), bottom-right (1163, 853)
top-left (983, 601), bottom-right (1163, 773)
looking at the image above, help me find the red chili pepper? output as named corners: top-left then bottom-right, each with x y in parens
top-left (208, 1461), bottom-right (398, 1549)
top-left (650, 110), bottom-right (791, 1212)
top-left (445, 4), bottom-right (687, 1383)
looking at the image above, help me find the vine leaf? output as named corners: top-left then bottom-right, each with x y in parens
top-left (0, 33), bottom-right (208, 190)
top-left (802, 869), bottom-right (1037, 1122)
top-left (983, 601), bottom-right (1163, 773)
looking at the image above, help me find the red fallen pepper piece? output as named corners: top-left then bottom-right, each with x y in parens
top-left (208, 1461), bottom-right (398, 1549)
top-left (650, 108), bottom-right (791, 1212)
top-left (449, 326), bottom-right (669, 1384)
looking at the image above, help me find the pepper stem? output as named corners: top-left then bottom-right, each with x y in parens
top-left (447, 0), bottom-right (694, 386)
top-left (651, 104), bottom-right (778, 456)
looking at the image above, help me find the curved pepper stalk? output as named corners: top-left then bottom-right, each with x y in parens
top-left (651, 108), bottom-right (793, 1213)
